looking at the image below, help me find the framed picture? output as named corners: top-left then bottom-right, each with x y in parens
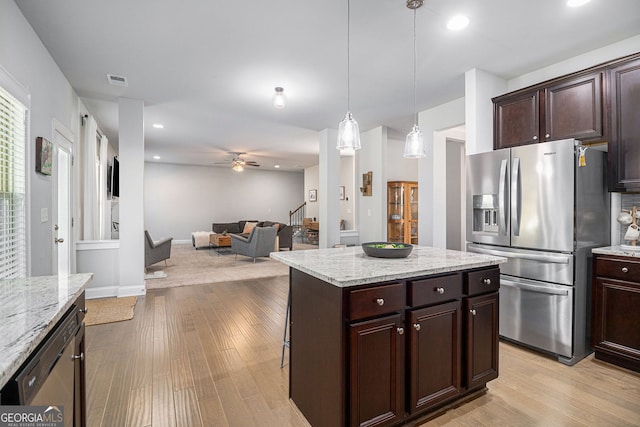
top-left (309, 189), bottom-right (317, 202)
top-left (339, 186), bottom-right (345, 200)
top-left (35, 137), bottom-right (53, 175)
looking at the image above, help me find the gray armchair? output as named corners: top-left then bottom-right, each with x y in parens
top-left (144, 230), bottom-right (173, 269)
top-left (230, 226), bottom-right (277, 262)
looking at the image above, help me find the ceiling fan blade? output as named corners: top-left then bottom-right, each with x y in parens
top-left (246, 163), bottom-right (260, 167)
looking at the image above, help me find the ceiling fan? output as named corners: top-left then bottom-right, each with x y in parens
top-left (214, 152), bottom-right (260, 171)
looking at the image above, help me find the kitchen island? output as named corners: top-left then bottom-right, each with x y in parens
top-left (271, 246), bottom-right (506, 427)
top-left (0, 274), bottom-right (91, 425)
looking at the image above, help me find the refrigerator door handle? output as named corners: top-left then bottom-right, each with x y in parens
top-left (498, 159), bottom-right (508, 236)
top-left (511, 157), bottom-right (521, 236)
top-left (501, 278), bottom-right (570, 296)
top-left (467, 244), bottom-right (571, 264)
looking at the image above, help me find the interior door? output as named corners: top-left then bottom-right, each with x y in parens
top-left (53, 128), bottom-right (73, 276)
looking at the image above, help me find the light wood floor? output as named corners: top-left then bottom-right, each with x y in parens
top-left (86, 276), bottom-right (640, 427)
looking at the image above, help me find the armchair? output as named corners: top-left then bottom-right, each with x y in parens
top-left (230, 226), bottom-right (277, 262)
top-left (144, 230), bottom-right (173, 269)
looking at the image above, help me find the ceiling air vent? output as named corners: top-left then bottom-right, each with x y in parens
top-left (106, 74), bottom-right (128, 86)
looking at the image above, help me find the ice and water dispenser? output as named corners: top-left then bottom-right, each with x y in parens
top-left (472, 194), bottom-right (499, 233)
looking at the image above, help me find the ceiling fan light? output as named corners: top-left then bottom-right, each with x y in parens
top-left (232, 163), bottom-right (244, 172)
top-left (273, 87), bottom-right (286, 109)
top-left (404, 124), bottom-right (426, 158)
top-left (337, 112), bottom-right (361, 150)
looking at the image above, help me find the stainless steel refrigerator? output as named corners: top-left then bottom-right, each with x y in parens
top-left (466, 138), bottom-right (609, 365)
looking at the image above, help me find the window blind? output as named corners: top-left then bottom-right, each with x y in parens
top-left (0, 85), bottom-right (27, 279)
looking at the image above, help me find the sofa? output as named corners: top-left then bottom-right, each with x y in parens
top-left (211, 220), bottom-right (293, 251)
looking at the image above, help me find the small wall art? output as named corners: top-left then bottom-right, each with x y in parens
top-left (309, 189), bottom-right (317, 202)
top-left (35, 137), bottom-right (53, 175)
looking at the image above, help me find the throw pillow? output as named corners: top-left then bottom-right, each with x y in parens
top-left (243, 221), bottom-right (258, 234)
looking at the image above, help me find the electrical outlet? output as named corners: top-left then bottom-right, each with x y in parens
top-left (40, 208), bottom-right (48, 223)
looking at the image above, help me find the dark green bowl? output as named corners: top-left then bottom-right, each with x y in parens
top-left (362, 242), bottom-right (413, 258)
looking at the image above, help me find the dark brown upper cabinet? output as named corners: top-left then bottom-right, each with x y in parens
top-left (607, 56), bottom-right (640, 192)
top-left (494, 72), bottom-right (604, 150)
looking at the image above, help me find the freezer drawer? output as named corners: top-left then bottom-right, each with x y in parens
top-left (499, 275), bottom-right (573, 358)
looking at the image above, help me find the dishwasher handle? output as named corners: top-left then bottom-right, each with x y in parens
top-left (501, 278), bottom-right (569, 296)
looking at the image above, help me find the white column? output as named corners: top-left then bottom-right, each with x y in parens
top-left (117, 98), bottom-right (146, 296)
top-left (465, 68), bottom-right (507, 155)
top-left (357, 126), bottom-right (387, 243)
top-left (319, 129), bottom-right (340, 248)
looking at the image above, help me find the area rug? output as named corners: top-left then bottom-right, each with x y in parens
top-left (84, 296), bottom-right (137, 326)
top-left (144, 241), bottom-right (316, 290)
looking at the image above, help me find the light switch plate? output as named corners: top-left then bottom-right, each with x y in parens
top-left (40, 208), bottom-right (48, 223)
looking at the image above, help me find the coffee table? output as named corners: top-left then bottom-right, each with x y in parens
top-left (210, 234), bottom-right (232, 255)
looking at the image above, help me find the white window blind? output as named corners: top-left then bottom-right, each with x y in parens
top-left (0, 85), bottom-right (27, 279)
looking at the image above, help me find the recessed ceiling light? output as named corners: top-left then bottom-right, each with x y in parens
top-left (152, 123), bottom-right (164, 129)
top-left (153, 155), bottom-right (161, 160)
top-left (567, 0), bottom-right (590, 7)
top-left (447, 15), bottom-right (469, 31)
top-left (274, 164), bottom-right (280, 168)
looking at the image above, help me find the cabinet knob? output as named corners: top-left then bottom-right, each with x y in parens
top-left (622, 267), bottom-right (629, 273)
top-left (470, 309), bottom-right (477, 316)
top-left (413, 323), bottom-right (421, 331)
top-left (79, 307), bottom-right (89, 314)
top-left (533, 136), bottom-right (538, 140)
top-left (482, 278), bottom-right (491, 285)
top-left (376, 298), bottom-right (384, 306)
top-left (435, 287), bottom-right (445, 294)
top-left (545, 134), bottom-right (550, 138)
top-left (397, 327), bottom-right (404, 335)
top-left (71, 352), bottom-right (84, 362)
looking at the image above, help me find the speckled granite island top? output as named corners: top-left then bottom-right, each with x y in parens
top-left (271, 245), bottom-right (506, 287)
top-left (0, 273), bottom-right (92, 387)
top-left (592, 245), bottom-right (640, 258)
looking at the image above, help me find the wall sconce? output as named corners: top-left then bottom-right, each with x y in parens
top-left (360, 171), bottom-right (372, 196)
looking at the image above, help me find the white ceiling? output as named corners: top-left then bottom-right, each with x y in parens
top-left (15, 0), bottom-right (640, 171)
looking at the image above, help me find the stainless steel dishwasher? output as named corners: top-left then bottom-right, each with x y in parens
top-left (1, 306), bottom-right (81, 427)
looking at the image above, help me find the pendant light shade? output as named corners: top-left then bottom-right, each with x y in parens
top-left (337, 0), bottom-right (361, 151)
top-left (337, 112), bottom-right (361, 150)
top-left (272, 87), bottom-right (286, 109)
top-left (404, 1), bottom-right (426, 158)
top-left (404, 124), bottom-right (425, 158)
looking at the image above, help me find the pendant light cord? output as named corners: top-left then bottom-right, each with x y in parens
top-left (412, 8), bottom-right (418, 125)
top-left (347, 0), bottom-right (351, 113)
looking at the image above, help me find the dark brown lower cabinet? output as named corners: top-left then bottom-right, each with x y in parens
top-left (409, 301), bottom-right (461, 413)
top-left (289, 266), bottom-right (500, 427)
top-left (592, 254), bottom-right (640, 373)
top-left (464, 293), bottom-right (499, 389)
top-left (350, 314), bottom-right (404, 427)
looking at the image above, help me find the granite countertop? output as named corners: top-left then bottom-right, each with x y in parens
top-left (592, 245), bottom-right (640, 258)
top-left (271, 245), bottom-right (506, 287)
top-left (0, 273), bottom-right (92, 387)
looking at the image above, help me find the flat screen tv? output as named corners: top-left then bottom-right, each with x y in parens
top-left (112, 157), bottom-right (119, 198)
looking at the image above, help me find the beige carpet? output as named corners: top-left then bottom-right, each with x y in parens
top-left (84, 296), bottom-right (137, 326)
top-left (144, 242), bottom-right (317, 290)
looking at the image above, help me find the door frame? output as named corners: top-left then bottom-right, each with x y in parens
top-left (52, 119), bottom-right (75, 275)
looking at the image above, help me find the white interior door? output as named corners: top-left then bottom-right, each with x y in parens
top-left (53, 129), bottom-right (73, 276)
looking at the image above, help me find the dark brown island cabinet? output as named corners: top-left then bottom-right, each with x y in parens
top-left (289, 266), bottom-right (500, 427)
top-left (592, 254), bottom-right (640, 373)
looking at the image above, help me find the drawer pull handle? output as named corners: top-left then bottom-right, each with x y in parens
top-left (482, 278), bottom-right (491, 285)
top-left (470, 309), bottom-right (477, 316)
top-left (413, 323), bottom-right (421, 331)
top-left (376, 298), bottom-right (384, 306)
top-left (397, 327), bottom-right (404, 335)
top-left (622, 267), bottom-right (629, 273)
top-left (435, 287), bottom-right (445, 294)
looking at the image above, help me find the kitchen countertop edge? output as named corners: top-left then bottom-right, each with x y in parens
top-left (592, 245), bottom-right (640, 258)
top-left (0, 273), bottom-right (93, 387)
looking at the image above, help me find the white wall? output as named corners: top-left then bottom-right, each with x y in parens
top-left (358, 126), bottom-right (388, 243)
top-left (144, 162), bottom-right (304, 241)
top-left (1, 0), bottom-right (86, 276)
top-left (339, 155), bottom-right (355, 230)
top-left (386, 138), bottom-right (419, 181)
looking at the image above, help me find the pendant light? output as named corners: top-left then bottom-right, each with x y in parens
top-left (404, 0), bottom-right (426, 158)
top-left (337, 0), bottom-right (361, 151)
top-left (273, 86), bottom-right (286, 109)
